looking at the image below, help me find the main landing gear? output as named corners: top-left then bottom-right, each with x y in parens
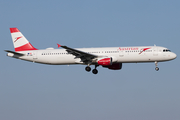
top-left (85, 65), bottom-right (99, 74)
top-left (85, 66), bottom-right (91, 72)
top-left (155, 61), bottom-right (159, 71)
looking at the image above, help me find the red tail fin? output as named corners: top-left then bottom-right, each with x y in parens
top-left (10, 28), bottom-right (38, 51)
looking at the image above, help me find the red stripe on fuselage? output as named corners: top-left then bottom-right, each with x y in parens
top-left (143, 48), bottom-right (151, 51)
top-left (139, 48), bottom-right (151, 54)
top-left (15, 43), bottom-right (38, 51)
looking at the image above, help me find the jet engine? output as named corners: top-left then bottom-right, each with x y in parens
top-left (97, 56), bottom-right (118, 66)
top-left (103, 63), bottom-right (122, 70)
top-left (97, 58), bottom-right (112, 66)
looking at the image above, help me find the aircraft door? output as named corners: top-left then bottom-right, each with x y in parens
top-left (33, 51), bottom-right (38, 60)
top-left (119, 50), bottom-right (124, 57)
top-left (153, 47), bottom-right (158, 56)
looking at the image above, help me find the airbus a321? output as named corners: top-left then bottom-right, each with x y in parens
top-left (5, 28), bottom-right (177, 74)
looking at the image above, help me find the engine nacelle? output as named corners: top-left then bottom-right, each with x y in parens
top-left (97, 58), bottom-right (112, 66)
top-left (103, 63), bottom-right (122, 70)
top-left (97, 57), bottom-right (118, 66)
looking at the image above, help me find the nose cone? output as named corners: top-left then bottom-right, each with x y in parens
top-left (171, 52), bottom-right (177, 60)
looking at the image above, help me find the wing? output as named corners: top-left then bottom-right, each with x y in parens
top-left (57, 44), bottom-right (99, 63)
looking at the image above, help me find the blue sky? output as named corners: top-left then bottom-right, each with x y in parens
top-left (0, 0), bottom-right (180, 120)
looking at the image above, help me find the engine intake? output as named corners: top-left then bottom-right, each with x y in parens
top-left (98, 58), bottom-right (112, 66)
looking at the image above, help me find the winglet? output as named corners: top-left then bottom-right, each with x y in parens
top-left (57, 43), bottom-right (61, 48)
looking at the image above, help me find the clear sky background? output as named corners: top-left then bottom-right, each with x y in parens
top-left (0, 0), bottom-right (180, 120)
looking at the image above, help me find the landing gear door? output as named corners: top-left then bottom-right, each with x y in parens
top-left (153, 47), bottom-right (158, 56)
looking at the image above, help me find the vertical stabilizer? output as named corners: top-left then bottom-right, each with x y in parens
top-left (10, 28), bottom-right (37, 51)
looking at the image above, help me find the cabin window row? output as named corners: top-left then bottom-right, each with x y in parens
top-left (41, 51), bottom-right (120, 55)
top-left (41, 50), bottom-right (153, 55)
top-left (125, 50), bottom-right (152, 52)
top-left (42, 53), bottom-right (69, 55)
top-left (105, 51), bottom-right (119, 53)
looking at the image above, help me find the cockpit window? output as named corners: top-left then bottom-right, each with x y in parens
top-left (163, 49), bottom-right (171, 52)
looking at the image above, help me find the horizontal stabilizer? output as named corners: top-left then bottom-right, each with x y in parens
top-left (4, 50), bottom-right (25, 56)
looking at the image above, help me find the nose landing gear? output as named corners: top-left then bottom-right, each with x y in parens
top-left (155, 61), bottom-right (159, 71)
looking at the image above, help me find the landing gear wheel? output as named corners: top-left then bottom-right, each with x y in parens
top-left (85, 66), bottom-right (91, 72)
top-left (155, 67), bottom-right (159, 71)
top-left (154, 61), bottom-right (159, 71)
top-left (92, 69), bottom-right (98, 74)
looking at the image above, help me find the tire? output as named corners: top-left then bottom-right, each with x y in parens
top-left (155, 67), bottom-right (159, 71)
top-left (85, 66), bottom-right (91, 72)
top-left (92, 69), bottom-right (98, 74)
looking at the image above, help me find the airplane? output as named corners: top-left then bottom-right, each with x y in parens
top-left (5, 28), bottom-right (177, 74)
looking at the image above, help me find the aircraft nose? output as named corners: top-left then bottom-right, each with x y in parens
top-left (172, 52), bottom-right (177, 59)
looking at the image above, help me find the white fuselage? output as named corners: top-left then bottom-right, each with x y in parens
top-left (11, 46), bottom-right (176, 65)
top-left (7, 28), bottom-right (177, 74)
